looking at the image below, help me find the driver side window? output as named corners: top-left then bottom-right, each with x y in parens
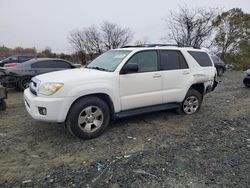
top-left (126, 51), bottom-right (158, 73)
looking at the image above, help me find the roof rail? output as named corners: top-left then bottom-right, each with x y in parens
top-left (122, 45), bottom-right (147, 48)
top-left (122, 44), bottom-right (200, 49)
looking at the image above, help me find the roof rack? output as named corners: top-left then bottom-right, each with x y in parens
top-left (122, 44), bottom-right (200, 49)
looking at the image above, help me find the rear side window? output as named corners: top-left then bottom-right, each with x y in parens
top-left (31, 60), bottom-right (72, 68)
top-left (51, 60), bottom-right (72, 68)
top-left (19, 56), bottom-right (33, 63)
top-left (31, 61), bottom-right (52, 68)
top-left (19, 56), bottom-right (31, 60)
top-left (160, 50), bottom-right (188, 70)
top-left (188, 51), bottom-right (212, 67)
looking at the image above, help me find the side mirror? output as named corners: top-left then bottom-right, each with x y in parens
top-left (120, 64), bottom-right (138, 74)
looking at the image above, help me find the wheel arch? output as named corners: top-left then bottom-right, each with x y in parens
top-left (66, 93), bottom-right (115, 121)
top-left (188, 83), bottom-right (205, 96)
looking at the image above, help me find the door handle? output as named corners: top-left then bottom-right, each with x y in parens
top-left (153, 74), bottom-right (162, 78)
top-left (182, 71), bottom-right (190, 75)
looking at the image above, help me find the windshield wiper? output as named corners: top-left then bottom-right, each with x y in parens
top-left (87, 66), bottom-right (111, 72)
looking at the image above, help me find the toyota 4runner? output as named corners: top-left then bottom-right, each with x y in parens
top-left (24, 45), bottom-right (217, 139)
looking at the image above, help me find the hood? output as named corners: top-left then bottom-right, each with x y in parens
top-left (35, 68), bottom-right (113, 84)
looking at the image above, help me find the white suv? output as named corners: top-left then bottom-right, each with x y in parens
top-left (24, 45), bottom-right (217, 139)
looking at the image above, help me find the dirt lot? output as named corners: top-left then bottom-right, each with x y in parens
top-left (0, 71), bottom-right (250, 188)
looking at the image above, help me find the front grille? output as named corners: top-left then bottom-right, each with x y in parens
top-left (30, 87), bottom-right (37, 96)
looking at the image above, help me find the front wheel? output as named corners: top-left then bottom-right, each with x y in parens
top-left (179, 89), bottom-right (203, 115)
top-left (18, 77), bottom-right (31, 91)
top-left (66, 97), bottom-right (110, 139)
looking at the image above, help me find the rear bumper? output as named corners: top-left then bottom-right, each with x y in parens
top-left (204, 78), bottom-right (218, 93)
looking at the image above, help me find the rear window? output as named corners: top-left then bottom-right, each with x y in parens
top-left (188, 51), bottom-right (212, 67)
top-left (19, 56), bottom-right (33, 61)
top-left (160, 50), bottom-right (188, 70)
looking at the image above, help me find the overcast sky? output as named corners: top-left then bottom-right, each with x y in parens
top-left (0, 0), bottom-right (249, 53)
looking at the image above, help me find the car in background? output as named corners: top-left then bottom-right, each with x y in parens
top-left (243, 69), bottom-right (250, 88)
top-left (0, 55), bottom-right (35, 67)
top-left (0, 58), bottom-right (78, 90)
top-left (211, 55), bottom-right (227, 77)
top-left (0, 84), bottom-right (7, 111)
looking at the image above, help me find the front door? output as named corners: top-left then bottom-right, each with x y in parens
top-left (119, 50), bottom-right (163, 111)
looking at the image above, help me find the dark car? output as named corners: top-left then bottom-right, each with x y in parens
top-left (211, 55), bottom-right (227, 77)
top-left (0, 84), bottom-right (7, 111)
top-left (0, 55), bottom-right (35, 67)
top-left (0, 58), bottom-right (78, 90)
top-left (243, 69), bottom-right (250, 88)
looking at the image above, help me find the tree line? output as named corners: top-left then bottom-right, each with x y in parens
top-left (69, 7), bottom-right (249, 70)
top-left (0, 7), bottom-right (249, 70)
top-left (0, 46), bottom-right (77, 63)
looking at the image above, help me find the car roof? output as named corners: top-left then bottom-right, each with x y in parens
top-left (16, 58), bottom-right (72, 67)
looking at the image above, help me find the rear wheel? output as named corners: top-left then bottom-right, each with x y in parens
top-left (245, 84), bottom-right (250, 88)
top-left (66, 97), bottom-right (110, 139)
top-left (18, 77), bottom-right (31, 91)
top-left (178, 89), bottom-right (203, 115)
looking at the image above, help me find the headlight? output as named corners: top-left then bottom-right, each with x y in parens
top-left (38, 82), bottom-right (64, 96)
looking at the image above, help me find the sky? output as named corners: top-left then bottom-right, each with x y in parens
top-left (0, 0), bottom-right (249, 54)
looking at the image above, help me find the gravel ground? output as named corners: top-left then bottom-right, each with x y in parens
top-left (0, 71), bottom-right (250, 188)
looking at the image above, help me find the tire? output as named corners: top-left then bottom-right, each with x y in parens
top-left (178, 89), bottom-right (203, 115)
top-left (18, 77), bottom-right (31, 91)
top-left (217, 67), bottom-right (224, 77)
top-left (245, 84), bottom-right (250, 88)
top-left (66, 97), bottom-right (110, 139)
top-left (0, 100), bottom-right (6, 111)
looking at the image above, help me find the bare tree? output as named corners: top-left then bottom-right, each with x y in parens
top-left (101, 21), bottom-right (133, 50)
top-left (68, 29), bottom-right (86, 64)
top-left (69, 22), bottom-right (133, 62)
top-left (134, 36), bottom-right (150, 45)
top-left (83, 25), bottom-right (103, 59)
top-left (164, 6), bottom-right (218, 47)
top-left (68, 26), bottom-right (103, 63)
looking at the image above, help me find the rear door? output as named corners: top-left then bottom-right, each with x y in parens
top-left (119, 50), bottom-right (163, 110)
top-left (160, 50), bottom-right (190, 103)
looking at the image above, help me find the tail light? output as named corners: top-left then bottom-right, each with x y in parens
top-left (4, 63), bottom-right (17, 68)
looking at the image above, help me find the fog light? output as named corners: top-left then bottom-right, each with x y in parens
top-left (38, 107), bottom-right (47, 115)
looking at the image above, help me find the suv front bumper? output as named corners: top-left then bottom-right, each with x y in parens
top-left (24, 89), bottom-right (71, 122)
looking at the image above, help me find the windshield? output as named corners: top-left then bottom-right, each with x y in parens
top-left (86, 50), bottom-right (132, 72)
